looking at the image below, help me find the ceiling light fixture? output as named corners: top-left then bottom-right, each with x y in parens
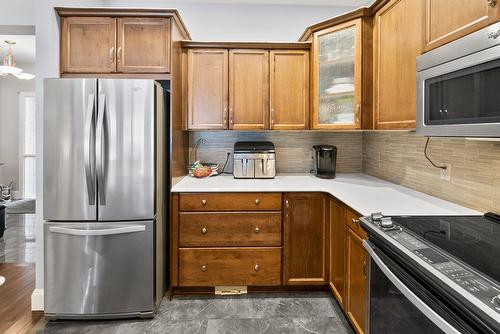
top-left (0, 40), bottom-right (35, 80)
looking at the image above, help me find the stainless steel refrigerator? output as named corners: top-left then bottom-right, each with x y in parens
top-left (43, 78), bottom-right (167, 319)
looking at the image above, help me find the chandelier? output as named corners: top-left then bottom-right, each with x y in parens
top-left (0, 40), bottom-right (35, 80)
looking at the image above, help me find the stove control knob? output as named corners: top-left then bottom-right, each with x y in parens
top-left (371, 212), bottom-right (384, 222)
top-left (381, 217), bottom-right (394, 229)
top-left (492, 294), bottom-right (500, 306)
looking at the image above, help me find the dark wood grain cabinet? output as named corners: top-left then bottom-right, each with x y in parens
top-left (283, 192), bottom-right (329, 285)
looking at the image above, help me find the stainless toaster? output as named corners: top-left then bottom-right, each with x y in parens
top-left (233, 142), bottom-right (276, 179)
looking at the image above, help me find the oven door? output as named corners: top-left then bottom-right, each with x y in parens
top-left (416, 23), bottom-right (500, 137)
top-left (364, 240), bottom-right (471, 334)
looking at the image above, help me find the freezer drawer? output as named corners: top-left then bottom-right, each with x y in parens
top-left (44, 221), bottom-right (154, 318)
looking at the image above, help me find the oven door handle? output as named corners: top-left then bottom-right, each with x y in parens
top-left (363, 240), bottom-right (461, 334)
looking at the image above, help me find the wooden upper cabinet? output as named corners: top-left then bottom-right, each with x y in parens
top-left (117, 18), bottom-right (170, 73)
top-left (270, 50), bottom-right (310, 130)
top-left (374, 0), bottom-right (424, 129)
top-left (229, 50), bottom-right (269, 130)
top-left (187, 49), bottom-right (229, 130)
top-left (424, 0), bottom-right (500, 52)
top-left (312, 19), bottom-right (362, 130)
top-left (61, 17), bottom-right (117, 73)
top-left (346, 227), bottom-right (368, 334)
top-left (283, 193), bottom-right (328, 285)
top-left (329, 198), bottom-right (346, 307)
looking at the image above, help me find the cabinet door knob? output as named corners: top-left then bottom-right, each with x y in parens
top-left (254, 227), bottom-right (260, 233)
top-left (201, 227), bottom-right (207, 234)
top-left (201, 199), bottom-right (207, 206)
top-left (488, 0), bottom-right (497, 8)
top-left (201, 265), bottom-right (207, 272)
top-left (254, 264), bottom-right (260, 272)
top-left (255, 198), bottom-right (260, 205)
top-left (285, 200), bottom-right (289, 208)
top-left (352, 218), bottom-right (360, 225)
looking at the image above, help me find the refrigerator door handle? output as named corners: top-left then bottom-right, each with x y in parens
top-left (49, 225), bottom-right (146, 236)
top-left (96, 94), bottom-right (106, 205)
top-left (84, 93), bottom-right (96, 205)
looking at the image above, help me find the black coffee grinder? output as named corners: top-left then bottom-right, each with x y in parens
top-left (312, 145), bottom-right (337, 179)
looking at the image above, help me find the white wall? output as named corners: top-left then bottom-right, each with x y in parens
top-left (0, 63), bottom-right (35, 190)
top-left (103, 0), bottom-right (356, 41)
top-left (33, 0), bottom-right (359, 306)
top-left (0, 0), bottom-right (36, 26)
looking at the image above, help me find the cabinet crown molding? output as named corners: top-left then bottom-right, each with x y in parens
top-left (55, 7), bottom-right (191, 40)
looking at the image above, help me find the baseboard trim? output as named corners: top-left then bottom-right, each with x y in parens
top-left (31, 288), bottom-right (44, 311)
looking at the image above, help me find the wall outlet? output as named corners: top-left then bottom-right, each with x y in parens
top-left (440, 163), bottom-right (451, 181)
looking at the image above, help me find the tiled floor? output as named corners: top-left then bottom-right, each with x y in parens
top-left (0, 214), bottom-right (36, 263)
top-left (31, 292), bottom-right (354, 334)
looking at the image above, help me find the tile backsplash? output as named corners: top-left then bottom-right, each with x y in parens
top-left (189, 131), bottom-right (363, 174)
top-left (188, 130), bottom-right (500, 213)
top-left (363, 132), bottom-right (500, 213)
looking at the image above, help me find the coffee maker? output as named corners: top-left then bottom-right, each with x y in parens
top-left (312, 145), bottom-right (337, 179)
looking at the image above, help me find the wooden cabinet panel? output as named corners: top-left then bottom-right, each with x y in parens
top-left (424, 0), bottom-right (499, 52)
top-left (229, 50), bottom-right (269, 130)
top-left (61, 17), bottom-right (116, 73)
top-left (187, 49), bottom-right (229, 129)
top-left (117, 17), bottom-right (170, 73)
top-left (179, 212), bottom-right (282, 247)
top-left (179, 247), bottom-right (282, 286)
top-left (312, 19), bottom-right (362, 130)
top-left (283, 193), bottom-right (328, 285)
top-left (346, 227), bottom-right (368, 334)
top-left (179, 193), bottom-right (282, 212)
top-left (345, 207), bottom-right (367, 239)
top-left (270, 50), bottom-right (310, 130)
top-left (374, 0), bottom-right (424, 129)
top-left (329, 198), bottom-right (346, 306)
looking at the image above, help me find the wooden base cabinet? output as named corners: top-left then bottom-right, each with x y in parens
top-left (283, 193), bottom-right (328, 285)
top-left (346, 215), bottom-right (368, 334)
top-left (329, 198), bottom-right (346, 306)
top-left (172, 193), bottom-right (283, 289)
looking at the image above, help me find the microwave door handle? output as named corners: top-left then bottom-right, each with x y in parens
top-left (363, 240), bottom-right (461, 334)
top-left (84, 94), bottom-right (96, 205)
top-left (96, 94), bottom-right (106, 205)
top-left (49, 225), bottom-right (145, 236)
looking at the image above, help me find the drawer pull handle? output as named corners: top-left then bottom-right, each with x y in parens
top-left (255, 198), bottom-right (260, 205)
top-left (201, 227), bottom-right (207, 234)
top-left (201, 199), bottom-right (207, 206)
top-left (201, 265), bottom-right (207, 272)
top-left (254, 264), bottom-right (260, 272)
top-left (352, 218), bottom-right (360, 225)
top-left (254, 227), bottom-right (260, 233)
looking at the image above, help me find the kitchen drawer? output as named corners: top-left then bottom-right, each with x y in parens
top-left (179, 193), bottom-right (282, 212)
top-left (345, 207), bottom-right (367, 239)
top-left (179, 212), bottom-right (282, 247)
top-left (179, 248), bottom-right (282, 286)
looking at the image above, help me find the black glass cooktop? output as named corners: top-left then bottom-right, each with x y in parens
top-left (392, 215), bottom-right (500, 283)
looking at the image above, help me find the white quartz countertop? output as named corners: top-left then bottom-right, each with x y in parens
top-left (172, 173), bottom-right (480, 217)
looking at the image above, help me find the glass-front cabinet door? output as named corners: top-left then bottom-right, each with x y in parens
top-left (312, 19), bottom-right (362, 129)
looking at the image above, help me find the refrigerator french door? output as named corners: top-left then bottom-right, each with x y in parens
top-left (43, 78), bottom-right (156, 319)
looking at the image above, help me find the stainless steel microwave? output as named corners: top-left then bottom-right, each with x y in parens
top-left (416, 22), bottom-right (500, 137)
